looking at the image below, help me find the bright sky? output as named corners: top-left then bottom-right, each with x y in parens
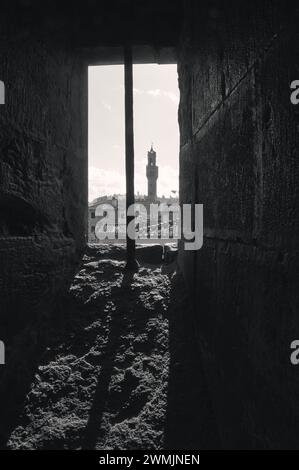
top-left (88, 64), bottom-right (179, 202)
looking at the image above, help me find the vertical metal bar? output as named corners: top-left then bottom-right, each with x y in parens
top-left (124, 44), bottom-right (138, 271)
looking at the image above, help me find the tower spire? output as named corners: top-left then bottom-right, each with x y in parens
top-left (146, 145), bottom-right (158, 200)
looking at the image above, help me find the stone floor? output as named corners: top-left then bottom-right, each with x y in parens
top-left (5, 244), bottom-right (218, 450)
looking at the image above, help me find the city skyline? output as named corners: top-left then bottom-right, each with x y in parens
top-left (88, 64), bottom-right (179, 202)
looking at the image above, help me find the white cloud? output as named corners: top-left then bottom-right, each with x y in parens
top-left (147, 89), bottom-right (161, 97)
top-left (133, 87), bottom-right (144, 95)
top-left (89, 163), bottom-right (178, 202)
top-left (157, 164), bottom-right (179, 197)
top-left (134, 88), bottom-right (179, 105)
top-left (102, 101), bottom-right (112, 112)
top-left (88, 166), bottom-right (125, 202)
top-left (163, 91), bottom-right (179, 105)
top-left (89, 65), bottom-right (179, 203)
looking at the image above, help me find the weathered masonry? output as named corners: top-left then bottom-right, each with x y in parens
top-left (0, 0), bottom-right (298, 449)
top-left (178, 0), bottom-right (299, 449)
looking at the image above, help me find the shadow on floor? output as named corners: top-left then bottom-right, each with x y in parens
top-left (81, 271), bottom-right (136, 449)
top-left (0, 293), bottom-right (75, 448)
top-left (81, 261), bottom-right (220, 450)
top-left (163, 273), bottom-right (221, 449)
top-left (0, 245), bottom-right (220, 450)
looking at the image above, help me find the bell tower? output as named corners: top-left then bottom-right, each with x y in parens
top-left (146, 145), bottom-right (158, 200)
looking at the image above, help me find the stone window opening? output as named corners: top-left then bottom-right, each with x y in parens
top-left (87, 47), bottom-right (179, 263)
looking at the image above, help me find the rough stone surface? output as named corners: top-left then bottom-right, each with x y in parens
top-left (0, 7), bottom-right (87, 344)
top-left (0, 2), bottom-right (183, 432)
top-left (4, 245), bottom-right (216, 450)
top-left (0, 0), bottom-right (183, 377)
top-left (178, 0), bottom-right (299, 449)
top-left (1, 0), bottom-right (299, 450)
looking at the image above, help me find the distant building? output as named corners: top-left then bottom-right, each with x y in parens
top-left (146, 145), bottom-right (158, 201)
top-left (88, 146), bottom-right (178, 243)
top-left (88, 194), bottom-right (124, 243)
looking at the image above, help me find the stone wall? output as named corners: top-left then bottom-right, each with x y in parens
top-left (0, 8), bottom-right (87, 343)
top-left (178, 0), bottom-right (299, 449)
top-left (1, 0), bottom-right (298, 450)
top-left (0, 0), bottom-right (183, 334)
top-left (0, 1), bottom-right (183, 445)
top-left (0, 5), bottom-right (89, 444)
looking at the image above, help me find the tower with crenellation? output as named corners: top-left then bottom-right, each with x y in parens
top-left (146, 144), bottom-right (158, 201)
